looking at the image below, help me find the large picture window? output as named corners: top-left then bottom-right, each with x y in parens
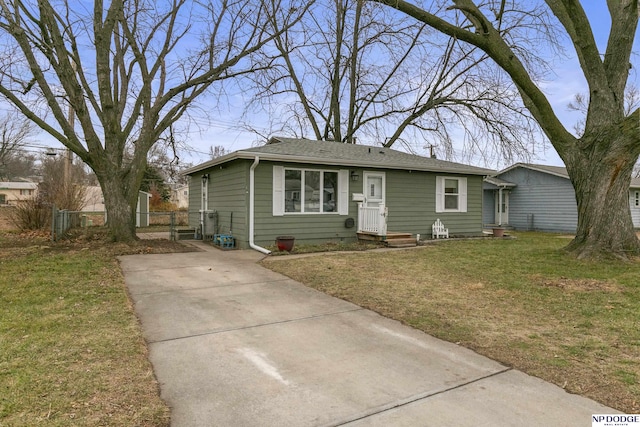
top-left (285, 169), bottom-right (338, 213)
top-left (436, 176), bottom-right (467, 213)
top-left (274, 166), bottom-right (348, 216)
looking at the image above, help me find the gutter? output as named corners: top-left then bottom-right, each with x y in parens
top-left (249, 156), bottom-right (271, 254)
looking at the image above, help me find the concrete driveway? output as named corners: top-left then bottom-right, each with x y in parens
top-left (120, 242), bottom-right (617, 426)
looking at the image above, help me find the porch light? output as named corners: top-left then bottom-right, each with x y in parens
top-left (350, 170), bottom-right (359, 181)
top-left (202, 173), bottom-right (209, 185)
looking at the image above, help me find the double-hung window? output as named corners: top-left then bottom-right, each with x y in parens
top-left (635, 191), bottom-right (639, 207)
top-left (273, 166), bottom-right (348, 215)
top-left (435, 176), bottom-right (467, 213)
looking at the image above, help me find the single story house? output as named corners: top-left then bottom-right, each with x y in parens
top-left (483, 163), bottom-right (640, 232)
top-left (184, 137), bottom-right (494, 252)
top-left (0, 181), bottom-right (38, 205)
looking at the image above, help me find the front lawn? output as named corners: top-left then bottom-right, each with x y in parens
top-left (0, 230), bottom-right (192, 426)
top-left (262, 232), bottom-right (640, 413)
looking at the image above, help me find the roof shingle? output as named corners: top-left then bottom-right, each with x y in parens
top-left (185, 137), bottom-right (495, 176)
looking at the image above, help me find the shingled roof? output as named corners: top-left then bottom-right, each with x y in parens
top-left (497, 163), bottom-right (640, 188)
top-left (184, 137), bottom-right (495, 176)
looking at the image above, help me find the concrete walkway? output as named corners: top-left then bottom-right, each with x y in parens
top-left (120, 242), bottom-right (617, 426)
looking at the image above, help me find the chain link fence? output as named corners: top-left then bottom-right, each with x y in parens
top-left (51, 207), bottom-right (188, 241)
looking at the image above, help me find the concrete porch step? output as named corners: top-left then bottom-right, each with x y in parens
top-left (357, 231), bottom-right (417, 248)
top-left (175, 228), bottom-right (197, 240)
top-left (385, 238), bottom-right (417, 248)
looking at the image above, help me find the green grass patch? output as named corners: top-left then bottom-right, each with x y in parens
top-left (0, 230), bottom-right (189, 426)
top-left (262, 232), bottom-right (640, 413)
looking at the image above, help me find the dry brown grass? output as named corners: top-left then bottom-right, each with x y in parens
top-left (0, 229), bottom-right (194, 426)
top-left (263, 232), bottom-right (640, 413)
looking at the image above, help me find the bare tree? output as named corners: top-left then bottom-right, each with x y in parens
top-left (371, 0), bottom-right (640, 259)
top-left (0, 113), bottom-right (34, 180)
top-left (244, 0), bottom-right (541, 165)
top-left (208, 145), bottom-right (227, 159)
top-left (0, 0), bottom-right (311, 241)
top-left (38, 153), bottom-right (88, 211)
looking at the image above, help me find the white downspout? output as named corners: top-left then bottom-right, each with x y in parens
top-left (498, 187), bottom-right (503, 226)
top-left (249, 156), bottom-right (271, 254)
top-left (200, 175), bottom-right (208, 238)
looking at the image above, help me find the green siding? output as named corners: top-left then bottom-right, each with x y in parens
top-left (427, 174), bottom-right (484, 236)
top-left (189, 160), bottom-right (484, 249)
top-left (208, 160), bottom-right (249, 246)
top-left (187, 175), bottom-right (201, 228)
top-left (254, 162), bottom-right (358, 247)
top-left (361, 169), bottom-right (483, 238)
top-left (187, 161), bottom-right (249, 246)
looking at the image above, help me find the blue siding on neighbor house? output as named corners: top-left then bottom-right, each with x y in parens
top-left (498, 168), bottom-right (578, 232)
top-left (630, 190), bottom-right (640, 228)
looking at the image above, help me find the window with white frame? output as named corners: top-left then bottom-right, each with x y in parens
top-left (635, 191), bottom-right (639, 207)
top-left (273, 166), bottom-right (349, 215)
top-left (435, 176), bottom-right (467, 213)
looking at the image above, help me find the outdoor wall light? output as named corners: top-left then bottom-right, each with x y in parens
top-left (202, 173), bottom-right (209, 185)
top-left (350, 170), bottom-right (359, 182)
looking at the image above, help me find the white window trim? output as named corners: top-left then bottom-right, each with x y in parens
top-left (273, 166), bottom-right (348, 216)
top-left (435, 176), bottom-right (467, 213)
top-left (635, 191), bottom-right (640, 207)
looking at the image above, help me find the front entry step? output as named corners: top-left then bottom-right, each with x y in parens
top-left (386, 238), bottom-right (417, 248)
top-left (357, 231), bottom-right (417, 248)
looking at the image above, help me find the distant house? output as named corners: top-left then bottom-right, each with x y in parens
top-left (170, 184), bottom-right (189, 209)
top-left (184, 137), bottom-right (494, 251)
top-left (82, 186), bottom-right (151, 227)
top-left (82, 186), bottom-right (106, 211)
top-left (0, 182), bottom-right (38, 205)
top-left (483, 163), bottom-right (640, 232)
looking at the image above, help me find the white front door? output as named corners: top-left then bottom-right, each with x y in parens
top-left (364, 172), bottom-right (385, 208)
top-left (495, 190), bottom-right (509, 225)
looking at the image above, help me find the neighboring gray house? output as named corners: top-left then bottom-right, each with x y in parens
top-left (483, 163), bottom-right (640, 232)
top-left (184, 137), bottom-right (494, 251)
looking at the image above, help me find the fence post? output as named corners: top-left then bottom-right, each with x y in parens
top-left (51, 204), bottom-right (57, 242)
top-left (170, 211), bottom-right (176, 241)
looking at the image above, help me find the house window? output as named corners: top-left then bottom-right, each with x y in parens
top-left (635, 191), bottom-right (639, 207)
top-left (0, 194), bottom-right (5, 204)
top-left (274, 166), bottom-right (348, 216)
top-left (284, 168), bottom-right (338, 213)
top-left (444, 179), bottom-right (459, 210)
top-left (19, 189), bottom-right (33, 196)
top-left (436, 176), bottom-right (467, 213)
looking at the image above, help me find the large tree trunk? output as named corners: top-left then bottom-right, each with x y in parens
top-left (564, 133), bottom-right (640, 259)
top-left (99, 172), bottom-right (138, 243)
